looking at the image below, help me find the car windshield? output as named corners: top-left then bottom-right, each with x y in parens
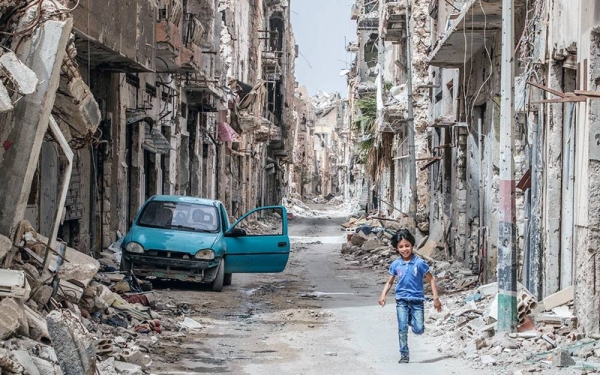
top-left (137, 201), bottom-right (220, 232)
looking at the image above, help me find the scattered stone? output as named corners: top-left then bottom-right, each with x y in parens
top-left (552, 348), bottom-right (575, 367)
top-left (480, 355), bottom-right (496, 365)
top-left (180, 317), bottom-right (203, 330)
top-left (324, 352), bottom-right (338, 356)
top-left (11, 350), bottom-right (41, 375)
top-left (0, 297), bottom-right (21, 339)
top-left (0, 234), bottom-right (12, 262)
top-left (113, 360), bottom-right (143, 375)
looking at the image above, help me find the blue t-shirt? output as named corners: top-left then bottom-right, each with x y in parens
top-left (388, 255), bottom-right (430, 301)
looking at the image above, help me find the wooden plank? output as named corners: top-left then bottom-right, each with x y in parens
top-left (531, 97), bottom-right (586, 104)
top-left (527, 80), bottom-right (566, 98)
top-left (574, 90), bottom-right (600, 97)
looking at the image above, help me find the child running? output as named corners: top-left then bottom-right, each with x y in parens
top-left (378, 228), bottom-right (442, 363)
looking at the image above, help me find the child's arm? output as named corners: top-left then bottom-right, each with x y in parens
top-left (424, 272), bottom-right (442, 311)
top-left (378, 275), bottom-right (395, 307)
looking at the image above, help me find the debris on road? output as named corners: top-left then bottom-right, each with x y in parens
top-left (0, 221), bottom-right (194, 375)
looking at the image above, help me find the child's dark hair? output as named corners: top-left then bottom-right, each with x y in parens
top-left (391, 228), bottom-right (415, 248)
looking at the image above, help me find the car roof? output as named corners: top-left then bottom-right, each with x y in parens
top-left (149, 195), bottom-right (221, 206)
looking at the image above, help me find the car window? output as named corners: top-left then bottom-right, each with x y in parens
top-left (236, 208), bottom-right (284, 236)
top-left (138, 201), bottom-right (220, 232)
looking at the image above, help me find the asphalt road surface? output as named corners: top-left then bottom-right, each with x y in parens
top-left (149, 207), bottom-right (494, 375)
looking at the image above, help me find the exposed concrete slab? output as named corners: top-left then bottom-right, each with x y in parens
top-left (0, 52), bottom-right (38, 95)
top-left (0, 18), bottom-right (73, 238)
top-left (12, 350), bottom-right (41, 375)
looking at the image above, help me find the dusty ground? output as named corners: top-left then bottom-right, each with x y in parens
top-left (147, 207), bottom-right (496, 375)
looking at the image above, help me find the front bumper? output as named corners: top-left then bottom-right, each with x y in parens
top-left (124, 252), bottom-right (220, 282)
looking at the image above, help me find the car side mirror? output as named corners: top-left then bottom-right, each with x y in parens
top-left (224, 228), bottom-right (247, 237)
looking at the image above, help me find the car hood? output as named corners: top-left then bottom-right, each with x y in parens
top-left (127, 226), bottom-right (220, 255)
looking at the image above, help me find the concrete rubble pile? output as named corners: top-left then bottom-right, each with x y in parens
top-left (0, 221), bottom-right (193, 375)
top-left (282, 197), bottom-right (323, 218)
top-left (427, 281), bottom-right (600, 373)
top-left (339, 213), bottom-right (600, 372)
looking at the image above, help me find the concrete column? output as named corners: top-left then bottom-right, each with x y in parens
top-left (0, 18), bottom-right (73, 237)
top-left (543, 64), bottom-right (563, 296)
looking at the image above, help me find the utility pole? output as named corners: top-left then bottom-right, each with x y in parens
top-left (405, 0), bottom-right (417, 221)
top-left (497, 0), bottom-right (518, 332)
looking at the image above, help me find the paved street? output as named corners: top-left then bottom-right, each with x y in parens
top-left (149, 209), bottom-right (494, 374)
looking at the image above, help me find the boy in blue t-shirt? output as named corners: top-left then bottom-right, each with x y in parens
top-left (378, 229), bottom-right (442, 363)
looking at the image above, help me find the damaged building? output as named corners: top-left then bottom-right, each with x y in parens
top-left (0, 0), bottom-right (299, 252)
top-left (348, 0), bottom-right (600, 333)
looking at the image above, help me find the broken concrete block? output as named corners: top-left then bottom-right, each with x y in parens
top-left (121, 349), bottom-right (152, 369)
top-left (0, 297), bottom-right (21, 339)
top-left (12, 350), bottom-right (41, 375)
top-left (478, 282), bottom-right (498, 296)
top-left (25, 305), bottom-right (51, 344)
top-left (0, 234), bottom-right (11, 262)
top-left (114, 361), bottom-right (143, 375)
top-left (362, 238), bottom-right (382, 251)
top-left (542, 286), bottom-right (574, 311)
top-left (32, 356), bottom-right (56, 375)
top-left (46, 310), bottom-right (96, 375)
top-left (350, 231), bottom-right (370, 246)
top-left (0, 81), bottom-right (13, 113)
top-left (480, 354), bottom-right (496, 365)
top-left (0, 52), bottom-right (38, 94)
top-left (418, 239), bottom-right (438, 258)
top-left (98, 357), bottom-right (119, 375)
top-left (552, 348), bottom-right (575, 367)
top-left (31, 285), bottom-right (53, 306)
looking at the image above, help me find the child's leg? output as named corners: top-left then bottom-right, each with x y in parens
top-left (410, 301), bottom-right (425, 335)
top-left (395, 299), bottom-right (410, 356)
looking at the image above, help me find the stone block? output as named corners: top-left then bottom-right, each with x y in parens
top-left (552, 348), bottom-right (575, 367)
top-left (0, 297), bottom-right (21, 339)
top-left (542, 286), bottom-right (574, 311)
top-left (362, 239), bottom-right (382, 251)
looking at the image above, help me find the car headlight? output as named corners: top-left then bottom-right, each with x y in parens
top-left (194, 249), bottom-right (215, 260)
top-left (125, 242), bottom-right (144, 254)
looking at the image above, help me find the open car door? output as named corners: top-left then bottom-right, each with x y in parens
top-left (224, 206), bottom-right (290, 273)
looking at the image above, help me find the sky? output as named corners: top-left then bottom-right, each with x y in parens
top-left (291, 0), bottom-right (356, 97)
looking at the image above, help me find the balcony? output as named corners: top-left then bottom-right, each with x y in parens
top-left (71, 0), bottom-right (155, 72)
top-left (185, 74), bottom-right (224, 112)
top-left (358, 12), bottom-right (379, 31)
top-left (382, 2), bottom-right (407, 43)
top-left (428, 0), bottom-right (503, 67)
top-left (262, 51), bottom-right (281, 71)
top-left (155, 19), bottom-right (203, 73)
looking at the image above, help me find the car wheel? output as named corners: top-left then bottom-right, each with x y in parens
top-left (211, 259), bottom-right (225, 292)
top-left (224, 273), bottom-right (232, 286)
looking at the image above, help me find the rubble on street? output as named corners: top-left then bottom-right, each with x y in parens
top-left (0, 221), bottom-right (201, 375)
top-left (340, 213), bottom-right (600, 373)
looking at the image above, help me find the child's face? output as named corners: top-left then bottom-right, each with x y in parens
top-left (396, 238), bottom-right (413, 260)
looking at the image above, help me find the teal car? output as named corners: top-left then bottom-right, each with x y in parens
top-left (121, 195), bottom-right (290, 291)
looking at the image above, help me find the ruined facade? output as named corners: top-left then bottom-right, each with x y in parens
top-left (0, 0), bottom-right (298, 255)
top-left (349, 0), bottom-right (600, 333)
